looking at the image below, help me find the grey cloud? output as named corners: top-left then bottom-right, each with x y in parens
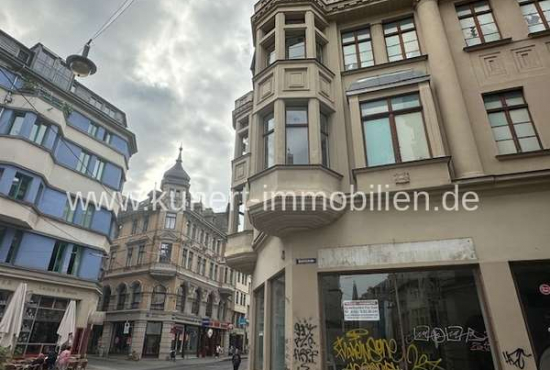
top-left (1, 0), bottom-right (256, 210)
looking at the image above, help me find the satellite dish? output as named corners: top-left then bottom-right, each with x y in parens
top-left (66, 39), bottom-right (97, 77)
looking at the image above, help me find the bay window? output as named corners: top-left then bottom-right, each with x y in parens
top-left (159, 243), bottom-right (172, 263)
top-left (483, 90), bottom-right (542, 155)
top-left (263, 113), bottom-right (275, 169)
top-left (92, 158), bottom-right (105, 181)
top-left (384, 18), bottom-right (420, 62)
top-left (456, 1), bottom-right (501, 46)
top-left (286, 107), bottom-right (309, 165)
top-left (361, 93), bottom-right (430, 166)
top-left (321, 113), bottom-right (330, 167)
top-left (286, 33), bottom-right (306, 59)
top-left (9, 172), bottom-right (32, 201)
top-left (518, 0), bottom-right (550, 33)
top-left (8, 113), bottom-right (25, 136)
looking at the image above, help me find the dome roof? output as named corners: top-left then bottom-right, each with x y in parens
top-left (163, 147), bottom-right (190, 185)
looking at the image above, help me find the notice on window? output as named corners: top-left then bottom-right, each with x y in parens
top-left (343, 300), bottom-right (380, 321)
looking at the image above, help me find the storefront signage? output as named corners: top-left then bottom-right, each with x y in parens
top-left (296, 258), bottom-right (317, 265)
top-left (201, 318), bottom-right (211, 327)
top-left (539, 284), bottom-right (550, 295)
top-left (123, 321), bottom-right (131, 334)
top-left (343, 300), bottom-right (380, 321)
top-left (207, 329), bottom-right (214, 338)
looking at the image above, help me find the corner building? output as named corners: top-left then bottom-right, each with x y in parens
top-left (100, 151), bottom-right (243, 359)
top-left (226, 1), bottom-right (550, 370)
top-left (0, 29), bottom-right (136, 356)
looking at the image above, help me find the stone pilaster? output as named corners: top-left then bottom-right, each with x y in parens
top-left (130, 320), bottom-right (147, 359)
top-left (159, 321), bottom-right (174, 360)
top-left (415, 0), bottom-right (484, 178)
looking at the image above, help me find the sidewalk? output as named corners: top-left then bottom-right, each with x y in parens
top-left (87, 354), bottom-right (248, 370)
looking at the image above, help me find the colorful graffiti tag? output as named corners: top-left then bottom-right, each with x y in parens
top-left (333, 329), bottom-right (445, 370)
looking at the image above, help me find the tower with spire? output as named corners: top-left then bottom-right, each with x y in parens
top-left (161, 146), bottom-right (191, 208)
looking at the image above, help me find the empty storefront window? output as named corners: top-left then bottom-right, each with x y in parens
top-left (254, 287), bottom-right (265, 370)
top-left (320, 268), bottom-right (495, 370)
top-left (271, 274), bottom-right (286, 370)
top-left (511, 261), bottom-right (550, 368)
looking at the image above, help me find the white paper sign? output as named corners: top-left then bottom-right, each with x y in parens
top-left (343, 300), bottom-right (380, 321)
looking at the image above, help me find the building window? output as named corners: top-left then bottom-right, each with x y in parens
top-left (209, 262), bottom-right (215, 279)
top-left (159, 243), bottom-right (172, 263)
top-left (29, 120), bottom-right (49, 146)
top-left (206, 294), bottom-right (214, 317)
top-left (263, 113), bottom-right (275, 169)
top-left (192, 289), bottom-right (201, 315)
top-left (9, 173), bottom-right (32, 201)
top-left (81, 206), bottom-right (94, 228)
top-left (88, 123), bottom-right (99, 137)
top-left (137, 245), bottom-right (145, 265)
top-left (101, 286), bottom-right (111, 311)
top-left (151, 285), bottom-right (166, 311)
top-left (47, 241), bottom-right (67, 272)
top-left (92, 158), bottom-right (105, 181)
top-left (254, 287), bottom-right (265, 370)
top-left (66, 245), bottom-right (82, 275)
top-left (131, 219), bottom-right (138, 235)
top-left (164, 213), bottom-right (177, 229)
top-left (8, 113), bottom-right (25, 136)
top-left (214, 265), bottom-right (218, 281)
top-left (270, 274), bottom-right (286, 370)
top-left (126, 247), bottom-right (133, 267)
top-left (108, 251), bottom-right (117, 270)
top-left (320, 268), bottom-right (495, 370)
top-left (286, 107), bottom-right (309, 165)
top-left (384, 18), bottom-right (420, 62)
top-left (361, 93), bottom-right (430, 166)
top-left (176, 286), bottom-right (187, 313)
top-left (237, 195), bottom-right (245, 233)
top-left (116, 284), bottom-right (127, 310)
top-left (130, 282), bottom-right (142, 309)
top-left (201, 258), bottom-right (206, 275)
top-left (266, 43), bottom-right (276, 66)
top-left (316, 40), bottom-right (325, 64)
top-left (196, 257), bottom-right (202, 274)
top-left (456, 1), bottom-right (501, 46)
top-left (286, 33), bottom-right (306, 59)
top-left (518, 0), bottom-right (550, 32)
top-left (341, 28), bottom-right (374, 70)
top-left (188, 251), bottom-right (194, 270)
top-left (75, 151), bottom-right (91, 175)
top-left (321, 112), bottom-right (330, 167)
top-left (483, 90), bottom-right (542, 155)
top-left (239, 132), bottom-right (249, 156)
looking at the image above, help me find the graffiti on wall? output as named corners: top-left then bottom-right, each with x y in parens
top-left (333, 329), bottom-right (445, 370)
top-left (408, 325), bottom-right (490, 352)
top-left (503, 348), bottom-right (532, 370)
top-left (294, 319), bottom-right (319, 370)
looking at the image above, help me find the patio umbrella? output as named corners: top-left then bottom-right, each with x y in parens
top-left (57, 300), bottom-right (76, 347)
top-left (0, 283), bottom-right (27, 349)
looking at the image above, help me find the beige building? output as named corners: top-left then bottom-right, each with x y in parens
top-left (225, 1), bottom-right (550, 370)
top-left (0, 29), bottom-right (136, 356)
top-left (99, 150), bottom-right (243, 359)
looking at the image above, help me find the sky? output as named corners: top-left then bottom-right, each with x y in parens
top-left (0, 0), bottom-right (256, 211)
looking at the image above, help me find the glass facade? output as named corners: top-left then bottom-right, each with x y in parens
top-left (320, 268), bottom-right (494, 370)
top-left (254, 287), bottom-right (265, 370)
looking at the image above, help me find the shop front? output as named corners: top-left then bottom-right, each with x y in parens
top-left (142, 322), bottom-right (162, 358)
top-left (319, 267), bottom-right (495, 370)
top-left (198, 324), bottom-right (224, 357)
top-left (109, 321), bottom-right (133, 355)
top-left (184, 325), bottom-right (200, 357)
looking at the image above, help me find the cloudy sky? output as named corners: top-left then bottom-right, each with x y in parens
top-left (0, 0), bottom-right (256, 210)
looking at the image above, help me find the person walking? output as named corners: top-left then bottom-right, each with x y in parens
top-left (232, 349), bottom-right (242, 370)
top-left (56, 346), bottom-right (72, 370)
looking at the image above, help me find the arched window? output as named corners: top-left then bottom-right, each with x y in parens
top-left (101, 286), bottom-right (111, 311)
top-left (192, 289), bottom-right (201, 315)
top-left (117, 284), bottom-right (127, 310)
top-left (130, 282), bottom-right (142, 309)
top-left (151, 285), bottom-right (167, 311)
top-left (205, 293), bottom-right (214, 317)
top-left (176, 285), bottom-right (187, 313)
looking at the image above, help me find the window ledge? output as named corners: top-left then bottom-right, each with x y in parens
top-left (353, 156), bottom-right (451, 175)
top-left (528, 29), bottom-right (550, 39)
top-left (341, 55), bottom-right (429, 77)
top-left (496, 149), bottom-right (550, 161)
top-left (463, 38), bottom-right (513, 53)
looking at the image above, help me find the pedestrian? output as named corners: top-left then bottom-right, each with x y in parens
top-left (56, 346), bottom-right (72, 370)
top-left (45, 348), bottom-right (57, 370)
top-left (232, 348), bottom-right (242, 370)
top-left (215, 344), bottom-right (221, 358)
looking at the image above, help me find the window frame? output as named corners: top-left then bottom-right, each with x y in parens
top-left (285, 106), bottom-right (310, 165)
top-left (159, 242), bottom-right (172, 264)
top-left (360, 92), bottom-right (432, 166)
top-left (164, 213), bottom-right (177, 230)
top-left (383, 17), bottom-right (421, 62)
top-left (285, 33), bottom-right (306, 60)
top-left (456, 1), bottom-right (502, 46)
top-left (517, 0), bottom-right (550, 32)
top-left (483, 89), bottom-right (543, 154)
top-left (8, 113), bottom-right (25, 136)
top-left (29, 120), bottom-right (49, 146)
top-left (320, 112), bottom-right (330, 167)
top-left (263, 113), bottom-right (275, 169)
top-left (9, 172), bottom-right (33, 201)
top-left (341, 27), bottom-right (374, 71)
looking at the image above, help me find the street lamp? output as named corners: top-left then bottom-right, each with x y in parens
top-left (66, 39), bottom-right (97, 77)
